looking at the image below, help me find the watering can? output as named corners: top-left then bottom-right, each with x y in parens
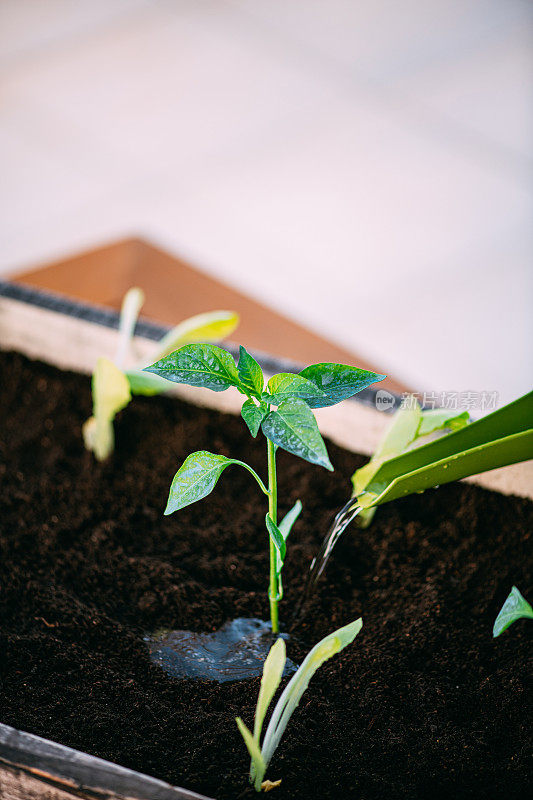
top-left (357, 391), bottom-right (533, 511)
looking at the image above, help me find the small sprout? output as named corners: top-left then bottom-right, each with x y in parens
top-left (352, 396), bottom-right (469, 527)
top-left (236, 618), bottom-right (363, 791)
top-left (82, 357), bottom-right (131, 461)
top-left (114, 286), bottom-right (145, 369)
top-left (144, 343), bottom-right (384, 630)
top-left (83, 287), bottom-right (239, 460)
top-left (493, 586), bottom-right (533, 637)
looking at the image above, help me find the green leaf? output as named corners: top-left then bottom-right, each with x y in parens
top-left (298, 363), bottom-right (385, 408)
top-left (237, 345), bottom-right (264, 397)
top-left (265, 514), bottom-right (286, 563)
top-left (235, 717), bottom-right (266, 791)
top-left (241, 399), bottom-right (268, 437)
top-left (152, 311), bottom-right (240, 361)
top-left (144, 343), bottom-right (240, 392)
top-left (378, 401), bottom-right (423, 458)
top-left (278, 499), bottom-right (302, 540)
top-left (261, 618), bottom-right (363, 771)
top-left (262, 398), bottom-right (333, 471)
top-left (125, 369), bottom-right (173, 396)
top-left (82, 357), bottom-right (131, 461)
top-left (493, 586), bottom-right (533, 637)
top-left (275, 500), bottom-right (302, 598)
top-left (417, 408), bottom-right (470, 437)
top-left (165, 451), bottom-right (268, 514)
top-left (115, 287), bottom-right (145, 368)
top-left (253, 638), bottom-right (286, 744)
top-left (267, 373), bottom-right (327, 406)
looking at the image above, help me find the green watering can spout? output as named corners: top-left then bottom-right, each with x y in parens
top-left (293, 392), bottom-right (532, 621)
top-left (358, 391), bottom-right (533, 510)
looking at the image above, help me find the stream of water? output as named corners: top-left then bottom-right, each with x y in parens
top-left (293, 497), bottom-right (362, 621)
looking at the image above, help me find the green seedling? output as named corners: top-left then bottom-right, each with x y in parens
top-left (143, 344), bottom-right (384, 632)
top-left (352, 397), bottom-right (469, 527)
top-left (493, 586), bottom-right (533, 637)
top-left (236, 618), bottom-right (362, 791)
top-left (83, 288), bottom-right (239, 460)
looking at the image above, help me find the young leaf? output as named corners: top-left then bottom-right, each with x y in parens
top-left (267, 373), bottom-right (327, 406)
top-left (241, 399), bottom-right (268, 437)
top-left (417, 408), bottom-right (470, 437)
top-left (261, 618), bottom-right (363, 771)
top-left (262, 398), bottom-right (333, 471)
top-left (82, 357), bottom-right (131, 461)
top-left (253, 638), bottom-right (286, 743)
top-left (493, 586), bottom-right (533, 637)
top-left (152, 310), bottom-right (240, 361)
top-left (379, 401), bottom-right (423, 459)
top-left (236, 717), bottom-right (266, 791)
top-left (275, 500), bottom-right (302, 599)
top-left (278, 500), bottom-right (303, 540)
top-left (266, 514), bottom-right (286, 564)
top-left (165, 451), bottom-right (267, 515)
top-left (114, 287), bottom-right (145, 369)
top-left (125, 369), bottom-right (173, 396)
top-left (238, 345), bottom-right (264, 397)
top-left (245, 637), bottom-right (286, 788)
top-left (298, 363), bottom-right (385, 408)
top-left (144, 343), bottom-right (240, 392)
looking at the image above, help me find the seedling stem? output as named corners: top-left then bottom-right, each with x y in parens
top-left (267, 437), bottom-right (279, 633)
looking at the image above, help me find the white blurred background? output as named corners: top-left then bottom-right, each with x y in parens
top-left (1, 0), bottom-right (532, 405)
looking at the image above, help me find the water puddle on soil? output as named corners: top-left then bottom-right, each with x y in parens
top-left (145, 617), bottom-right (298, 682)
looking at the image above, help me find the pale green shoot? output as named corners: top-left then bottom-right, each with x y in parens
top-left (82, 357), bottom-right (131, 461)
top-left (153, 310), bottom-right (241, 360)
top-left (254, 639), bottom-right (286, 745)
top-left (83, 287), bottom-right (239, 460)
top-left (83, 288), bottom-right (143, 460)
top-left (236, 618), bottom-right (363, 791)
top-left (114, 287), bottom-right (145, 369)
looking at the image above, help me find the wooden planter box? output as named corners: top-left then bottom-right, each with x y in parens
top-left (1, 257), bottom-right (531, 799)
top-left (11, 237), bottom-right (407, 393)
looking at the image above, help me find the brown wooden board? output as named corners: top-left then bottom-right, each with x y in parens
top-left (0, 724), bottom-right (211, 800)
top-left (12, 237), bottom-right (408, 393)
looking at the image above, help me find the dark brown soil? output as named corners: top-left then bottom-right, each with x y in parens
top-left (0, 350), bottom-right (531, 800)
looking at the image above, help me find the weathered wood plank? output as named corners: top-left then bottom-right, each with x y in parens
top-left (0, 724), bottom-right (212, 800)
